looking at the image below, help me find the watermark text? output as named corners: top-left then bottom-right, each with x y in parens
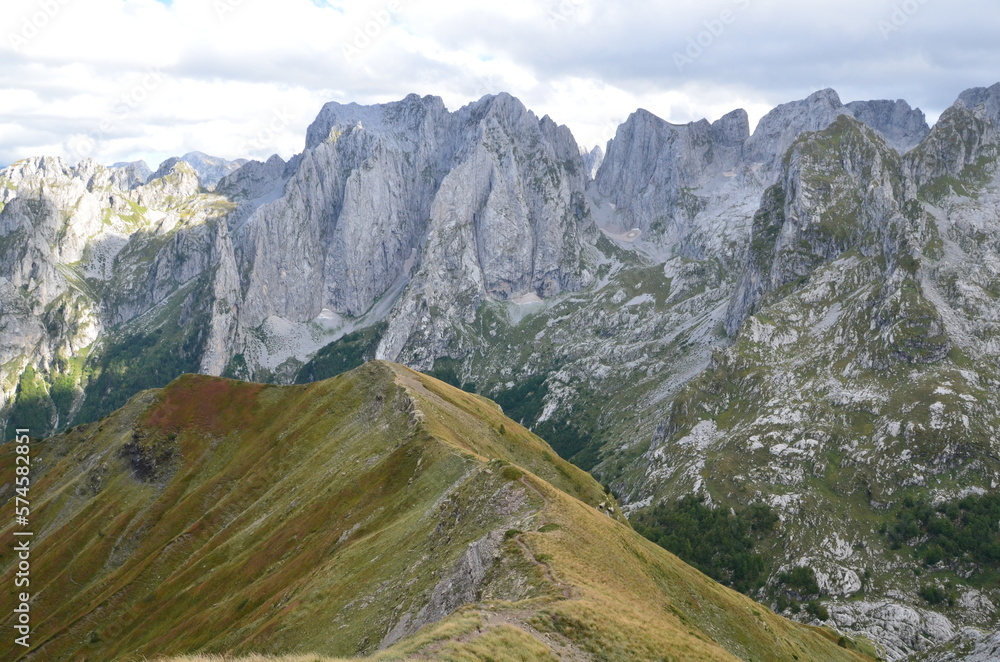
top-left (11, 428), bottom-right (32, 648)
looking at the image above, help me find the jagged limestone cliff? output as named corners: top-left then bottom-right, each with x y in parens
top-left (2, 85), bottom-right (999, 659)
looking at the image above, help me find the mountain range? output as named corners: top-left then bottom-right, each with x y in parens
top-left (2, 82), bottom-right (1000, 660)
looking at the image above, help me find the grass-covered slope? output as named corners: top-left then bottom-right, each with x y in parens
top-left (1, 362), bottom-right (868, 662)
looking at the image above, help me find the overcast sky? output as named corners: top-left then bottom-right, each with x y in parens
top-left (1, 0), bottom-right (998, 169)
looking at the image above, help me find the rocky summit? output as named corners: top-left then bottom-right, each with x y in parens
top-left (2, 83), bottom-right (1000, 660)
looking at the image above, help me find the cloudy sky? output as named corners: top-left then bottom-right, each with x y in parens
top-left (1, 0), bottom-right (998, 169)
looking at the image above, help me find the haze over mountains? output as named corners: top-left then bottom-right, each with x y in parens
top-left (2, 82), bottom-right (1000, 659)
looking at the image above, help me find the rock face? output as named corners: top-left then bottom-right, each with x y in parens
top-left (110, 160), bottom-right (152, 188)
top-left (175, 151), bottom-right (249, 189)
top-left (594, 107), bottom-right (750, 250)
top-left (3, 85), bottom-right (1000, 660)
top-left (845, 99), bottom-right (930, 153)
top-left (379, 528), bottom-right (509, 649)
top-left (743, 89), bottom-right (930, 168)
top-left (622, 87), bottom-right (1000, 659)
top-left (224, 93), bottom-right (594, 372)
top-left (0, 154), bottom-right (235, 430)
top-left (593, 88), bottom-right (932, 267)
top-left (582, 144), bottom-right (604, 179)
top-left (1, 92), bottom-right (594, 422)
top-left (294, 94), bottom-right (586, 320)
top-left (908, 100), bottom-right (1000, 187)
top-left (725, 115), bottom-right (910, 335)
top-left (957, 82), bottom-right (1000, 125)
top-left (830, 601), bottom-right (956, 660)
top-left (922, 628), bottom-right (1000, 662)
top-left (744, 89), bottom-right (849, 172)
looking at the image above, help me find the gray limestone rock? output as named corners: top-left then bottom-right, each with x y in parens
top-left (593, 106), bottom-right (750, 253)
top-left (109, 160), bottom-right (152, 189)
top-left (957, 82), bottom-right (1000, 126)
top-left (5, 87), bottom-right (1000, 661)
top-left (745, 89), bottom-right (848, 172)
top-left (582, 144), bottom-right (604, 179)
top-left (177, 151), bottom-right (248, 189)
top-left (846, 99), bottom-right (930, 153)
top-left (830, 601), bottom-right (956, 661)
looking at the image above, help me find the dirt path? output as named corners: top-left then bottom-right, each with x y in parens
top-left (409, 607), bottom-right (594, 662)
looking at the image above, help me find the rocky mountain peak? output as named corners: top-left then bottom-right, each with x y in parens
top-left (304, 93), bottom-right (450, 151)
top-left (215, 153), bottom-right (288, 201)
top-left (726, 113), bottom-right (907, 335)
top-left (744, 88), bottom-right (848, 169)
top-left (175, 151), bottom-right (248, 189)
top-left (137, 157), bottom-right (203, 207)
top-left (148, 156), bottom-right (195, 182)
top-left (593, 104), bottom-right (754, 254)
top-left (1, 155), bottom-right (74, 188)
top-left (582, 144), bottom-right (604, 179)
top-left (957, 82), bottom-right (1000, 125)
top-left (845, 98), bottom-right (930, 153)
top-left (907, 95), bottom-right (1000, 186)
top-left (712, 107), bottom-right (751, 147)
top-left (145, 153), bottom-right (245, 191)
top-left (747, 88), bottom-right (935, 171)
top-left (110, 160), bottom-right (152, 189)
top-left (5, 86), bottom-right (1000, 661)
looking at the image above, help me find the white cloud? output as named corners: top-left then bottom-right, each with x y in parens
top-left (0, 0), bottom-right (998, 167)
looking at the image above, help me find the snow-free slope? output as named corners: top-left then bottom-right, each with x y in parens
top-left (0, 362), bottom-right (870, 662)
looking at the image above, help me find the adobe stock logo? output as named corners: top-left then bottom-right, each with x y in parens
top-left (7, 0), bottom-right (72, 52)
top-left (342, 0), bottom-right (402, 62)
top-left (242, 107), bottom-right (293, 155)
top-left (877, 0), bottom-right (930, 39)
top-left (214, 0), bottom-right (248, 20)
top-left (673, 0), bottom-right (752, 72)
top-left (547, 0), bottom-right (587, 29)
top-left (64, 68), bottom-right (165, 162)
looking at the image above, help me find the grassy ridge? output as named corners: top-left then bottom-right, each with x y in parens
top-left (1, 362), bottom-right (869, 661)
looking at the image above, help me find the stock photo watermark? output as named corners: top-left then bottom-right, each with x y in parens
top-left (673, 0), bottom-right (752, 72)
top-left (342, 0), bottom-right (402, 62)
top-left (65, 68), bottom-right (165, 162)
top-left (11, 428), bottom-right (33, 648)
top-left (470, 70), bottom-right (507, 101)
top-left (546, 0), bottom-right (587, 29)
top-left (877, 0), bottom-right (930, 39)
top-left (7, 0), bottom-right (71, 51)
top-left (242, 107), bottom-right (294, 156)
top-left (214, 0), bottom-right (247, 20)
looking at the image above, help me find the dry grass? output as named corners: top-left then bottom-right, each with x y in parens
top-left (156, 656), bottom-right (342, 662)
top-left (1, 362), bottom-right (872, 662)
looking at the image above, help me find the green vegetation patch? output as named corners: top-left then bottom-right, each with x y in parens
top-left (779, 565), bottom-right (820, 597)
top-left (885, 492), bottom-right (1000, 586)
top-left (632, 495), bottom-right (778, 594)
top-left (295, 323), bottom-right (386, 384)
top-left (918, 584), bottom-right (956, 606)
top-left (427, 356), bottom-right (477, 393)
top-left (5, 366), bottom-right (54, 439)
top-left (490, 375), bottom-right (601, 471)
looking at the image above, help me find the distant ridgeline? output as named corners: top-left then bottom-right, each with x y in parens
top-left (4, 83), bottom-right (1000, 659)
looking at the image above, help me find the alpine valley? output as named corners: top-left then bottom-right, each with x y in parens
top-left (2, 83), bottom-right (1000, 660)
